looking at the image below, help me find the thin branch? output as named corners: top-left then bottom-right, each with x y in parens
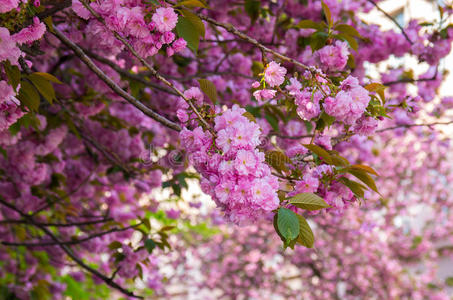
top-left (51, 27), bottom-right (182, 132)
top-left (198, 13), bottom-right (313, 72)
top-left (383, 67), bottom-right (439, 86)
top-left (0, 197), bottom-right (143, 299)
top-left (36, 0), bottom-right (72, 20)
top-left (81, 1), bottom-right (213, 133)
top-left (365, 0), bottom-right (413, 45)
top-left (82, 48), bottom-right (179, 96)
top-left (0, 218), bottom-right (112, 227)
top-left (1, 224), bottom-right (139, 247)
top-left (376, 120), bottom-right (453, 132)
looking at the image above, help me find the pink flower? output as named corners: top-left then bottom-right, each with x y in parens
top-left (0, 81), bottom-right (17, 106)
top-left (72, 0), bottom-right (91, 19)
top-left (176, 109), bottom-right (189, 123)
top-left (294, 174), bottom-right (319, 194)
top-left (294, 90), bottom-right (321, 121)
top-left (172, 38), bottom-right (187, 53)
top-left (286, 78), bottom-right (302, 95)
top-left (162, 31), bottom-right (175, 44)
top-left (126, 7), bottom-right (148, 38)
top-left (0, 0), bottom-right (19, 13)
top-left (234, 150), bottom-right (258, 176)
top-left (13, 17), bottom-right (46, 44)
top-left (353, 116), bottom-right (378, 135)
top-left (253, 89), bottom-right (276, 101)
top-left (0, 27), bottom-right (21, 64)
top-left (323, 76), bottom-right (370, 125)
top-left (251, 178), bottom-right (279, 211)
top-left (264, 61), bottom-right (286, 87)
top-left (183, 87), bottom-right (204, 106)
top-left (316, 41), bottom-right (349, 71)
top-left (152, 7), bottom-right (178, 33)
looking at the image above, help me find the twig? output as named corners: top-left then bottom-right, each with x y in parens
top-left (82, 48), bottom-right (179, 96)
top-left (0, 218), bottom-right (113, 227)
top-left (383, 67), bottom-right (439, 86)
top-left (1, 224), bottom-right (139, 247)
top-left (51, 27), bottom-right (182, 132)
top-left (365, 0), bottom-right (413, 45)
top-left (376, 120), bottom-right (453, 132)
top-left (0, 197), bottom-right (143, 299)
top-left (80, 1), bottom-right (213, 133)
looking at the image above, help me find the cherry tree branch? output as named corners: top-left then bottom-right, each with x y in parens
top-left (0, 197), bottom-right (143, 299)
top-left (365, 0), bottom-right (413, 45)
top-left (81, 1), bottom-right (213, 133)
top-left (0, 218), bottom-right (113, 227)
top-left (82, 48), bottom-right (179, 96)
top-left (383, 67), bottom-right (439, 86)
top-left (376, 120), bottom-right (453, 132)
top-left (1, 224), bottom-right (140, 247)
top-left (51, 27), bottom-right (182, 132)
top-left (198, 13), bottom-right (313, 71)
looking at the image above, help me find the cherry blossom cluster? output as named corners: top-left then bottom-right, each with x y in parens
top-left (72, 0), bottom-right (186, 57)
top-left (180, 105), bottom-right (279, 223)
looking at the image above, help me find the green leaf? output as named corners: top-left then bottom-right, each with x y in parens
top-left (18, 80), bottom-right (40, 111)
top-left (310, 31), bottom-right (328, 51)
top-left (197, 78), bottom-right (218, 104)
top-left (365, 82), bottom-right (386, 101)
top-left (296, 215), bottom-right (314, 248)
top-left (0, 147), bottom-right (6, 159)
top-left (176, 9), bottom-right (205, 53)
top-left (265, 150), bottom-right (291, 173)
top-left (28, 73), bottom-right (56, 104)
top-left (145, 239), bottom-right (156, 253)
top-left (302, 144), bottom-right (333, 164)
top-left (289, 193), bottom-right (330, 211)
top-left (411, 236), bottom-right (422, 249)
top-left (175, 0), bottom-right (207, 8)
top-left (335, 24), bottom-right (361, 37)
top-left (330, 154), bottom-right (349, 166)
top-left (348, 164), bottom-right (379, 176)
top-left (320, 111), bottom-right (335, 127)
top-left (277, 208), bottom-right (300, 244)
top-left (265, 113), bottom-right (279, 132)
top-left (321, 1), bottom-right (332, 27)
top-left (347, 169), bottom-right (379, 194)
top-left (340, 33), bottom-right (358, 51)
top-left (3, 61), bottom-right (21, 89)
top-left (242, 112), bottom-right (257, 123)
top-left (445, 277), bottom-right (453, 287)
top-left (33, 72), bottom-right (63, 84)
top-left (297, 19), bottom-right (324, 31)
top-left (108, 241), bottom-right (122, 250)
top-left (338, 177), bottom-right (366, 198)
top-left (244, 0), bottom-right (260, 24)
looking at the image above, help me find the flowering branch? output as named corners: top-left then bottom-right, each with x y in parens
top-left (0, 197), bottom-right (144, 299)
top-left (365, 0), bottom-right (413, 45)
top-left (51, 27), bottom-right (182, 131)
top-left (80, 0), bottom-right (213, 133)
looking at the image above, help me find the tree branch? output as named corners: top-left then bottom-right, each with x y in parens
top-left (81, 1), bottom-right (213, 133)
top-left (51, 27), bottom-right (182, 132)
top-left (1, 224), bottom-right (139, 247)
top-left (376, 120), bottom-right (453, 133)
top-left (82, 48), bottom-right (179, 96)
top-left (0, 218), bottom-right (112, 227)
top-left (0, 197), bottom-right (143, 299)
top-left (365, 0), bottom-right (413, 45)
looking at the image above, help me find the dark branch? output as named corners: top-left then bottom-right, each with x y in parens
top-left (365, 0), bottom-right (413, 45)
top-left (51, 27), bottom-right (182, 132)
top-left (0, 197), bottom-right (143, 299)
